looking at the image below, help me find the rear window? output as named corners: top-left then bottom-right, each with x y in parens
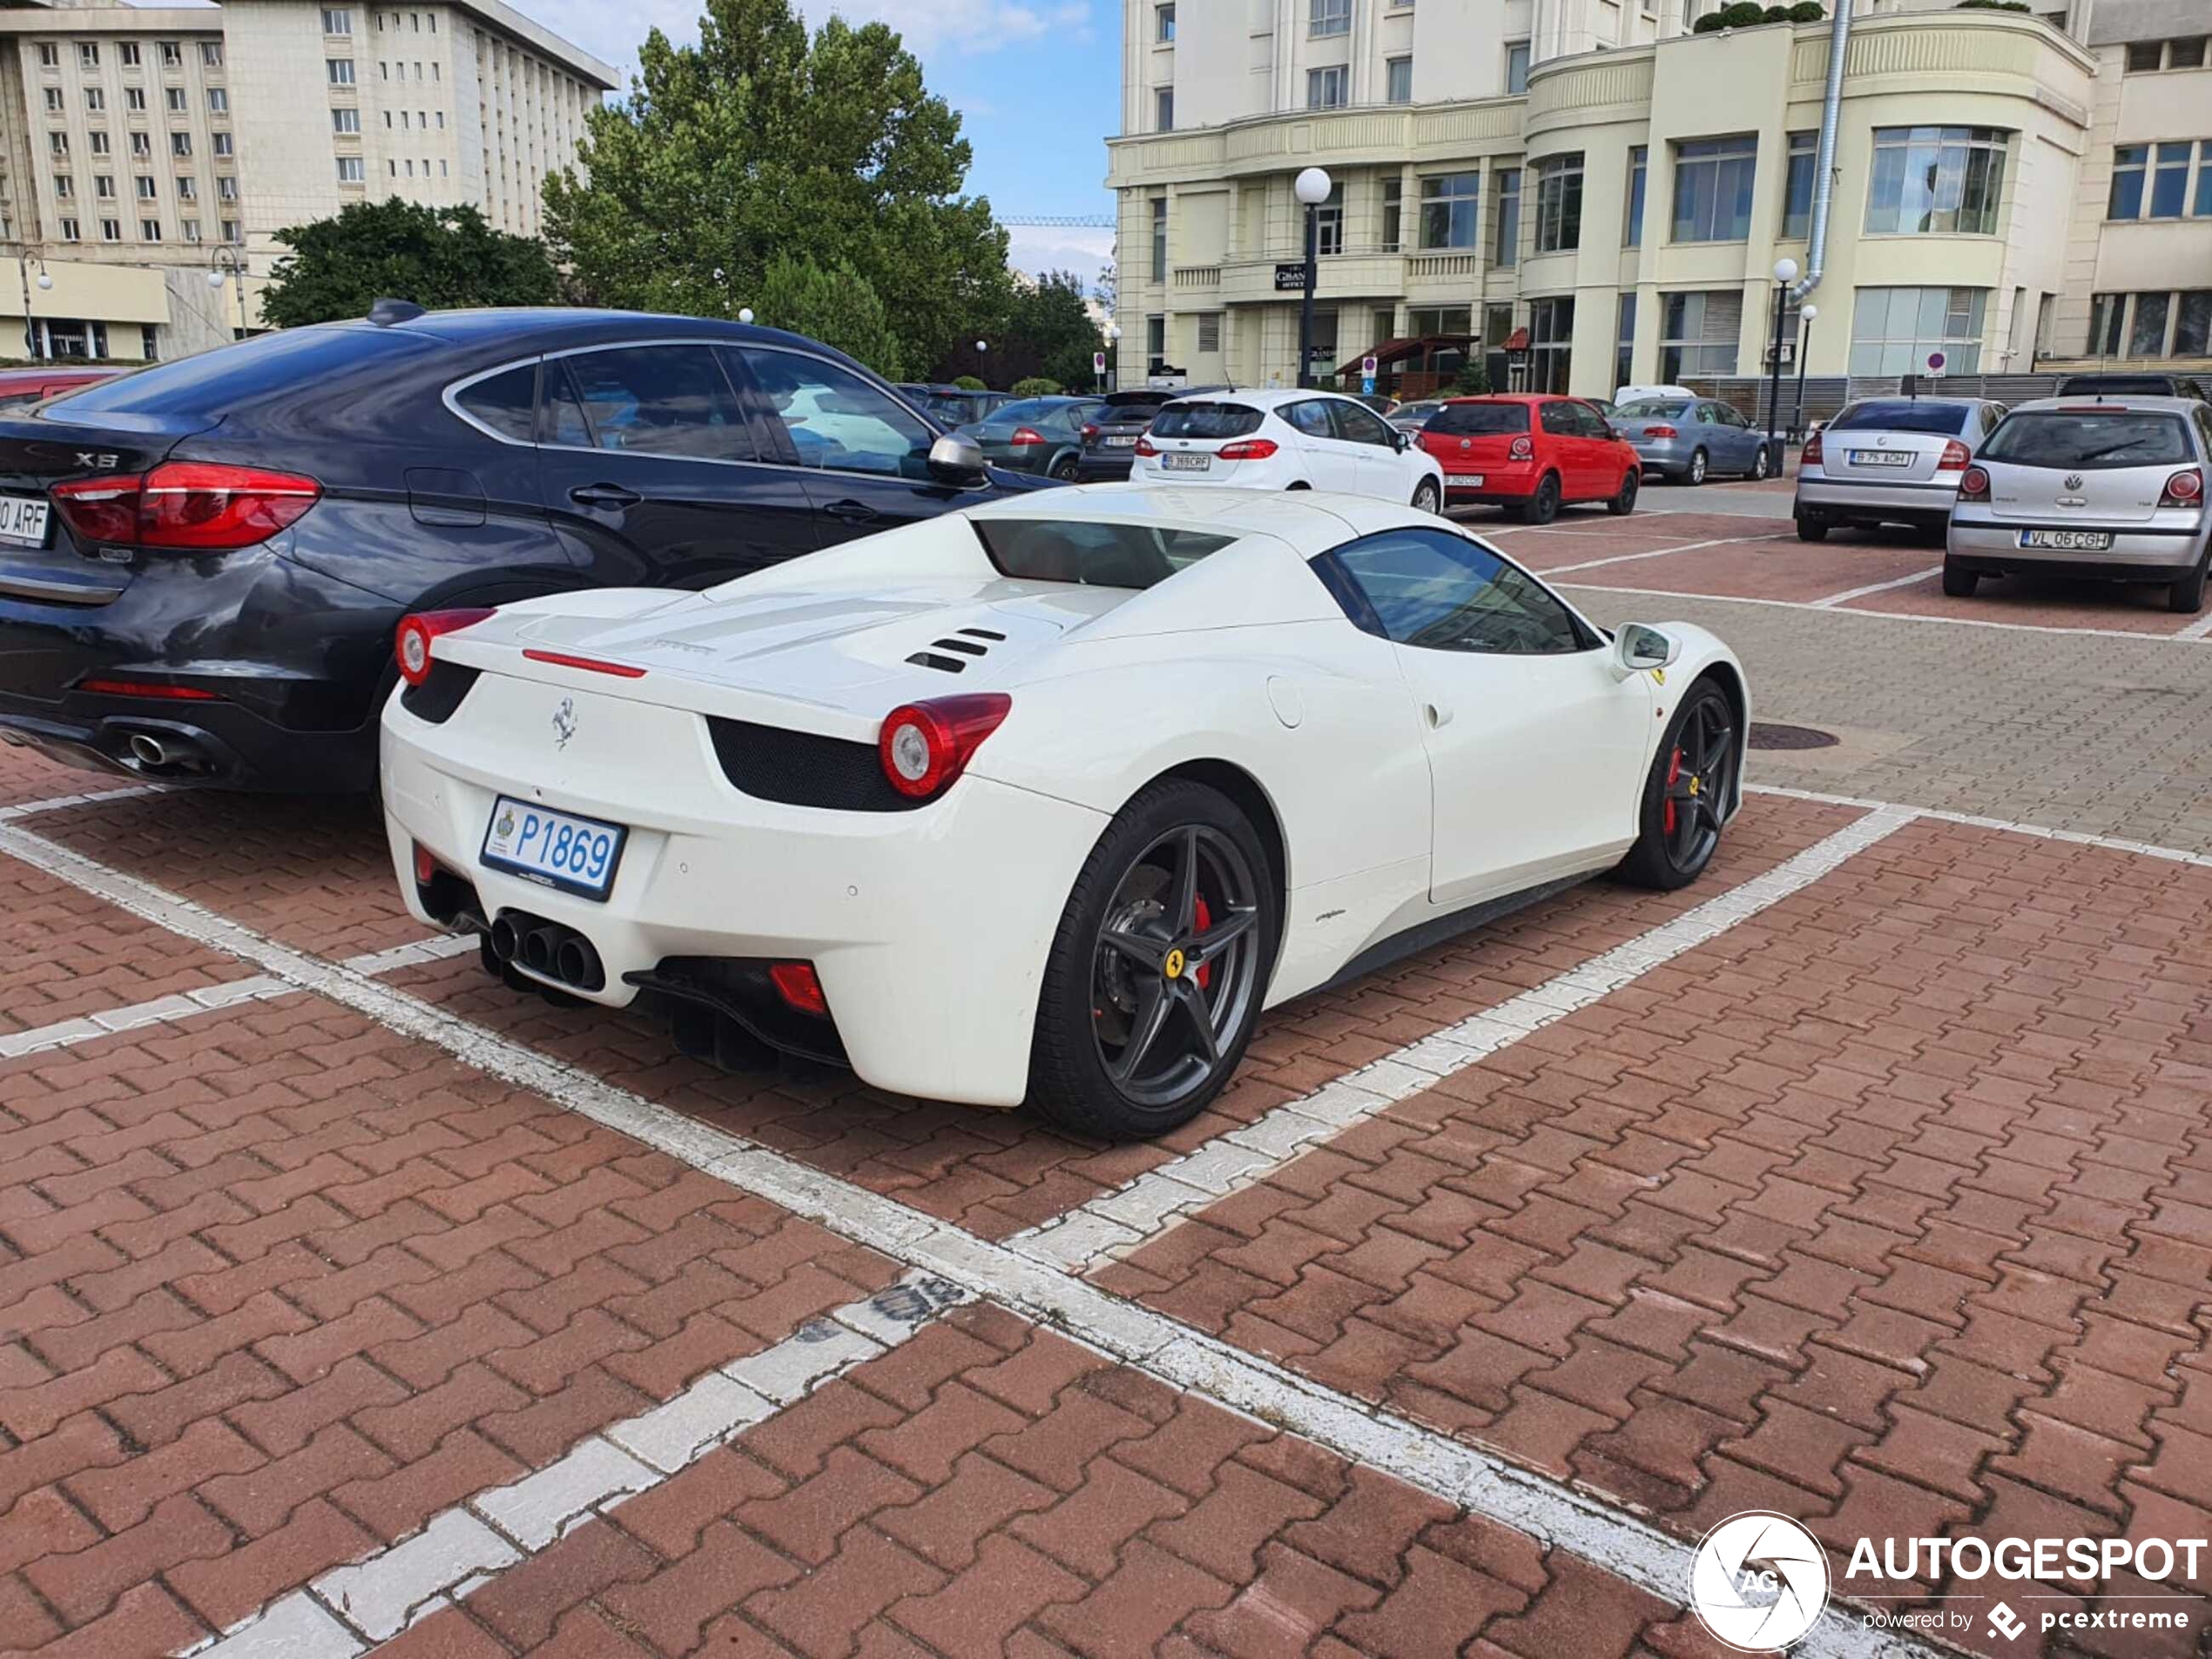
top-left (1979, 411), bottom-right (2193, 470)
top-left (1620, 401), bottom-right (1689, 420)
top-left (54, 325), bottom-right (429, 416)
top-left (1828, 401), bottom-right (1970, 436)
top-left (974, 520), bottom-right (1233, 590)
top-left (1152, 402), bottom-right (1264, 440)
top-left (1427, 402), bottom-right (1530, 437)
top-left (2056, 377), bottom-right (2175, 398)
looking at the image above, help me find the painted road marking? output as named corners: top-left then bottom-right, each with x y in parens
top-left (0, 782), bottom-right (165, 822)
top-left (1557, 579), bottom-right (2209, 642)
top-left (1809, 565), bottom-right (1946, 607)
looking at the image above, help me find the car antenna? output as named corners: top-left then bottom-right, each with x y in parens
top-left (368, 297), bottom-right (427, 327)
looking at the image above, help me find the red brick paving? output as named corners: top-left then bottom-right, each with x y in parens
top-left (1584, 536), bottom-right (1940, 604)
top-left (1103, 819), bottom-right (2212, 1655)
top-left (1840, 571), bottom-right (2200, 636)
top-left (0, 745), bottom-right (91, 810)
top-left (0, 853), bottom-right (246, 1035)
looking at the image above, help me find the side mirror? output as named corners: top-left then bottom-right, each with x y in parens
top-left (1608, 424), bottom-right (1627, 441)
top-left (927, 432), bottom-right (988, 487)
top-left (1393, 428), bottom-right (1412, 452)
top-left (1613, 623), bottom-right (1680, 679)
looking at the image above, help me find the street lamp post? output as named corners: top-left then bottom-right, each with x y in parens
top-left (206, 245), bottom-right (246, 341)
top-left (1764, 256), bottom-right (1798, 475)
top-left (17, 253), bottom-right (52, 360)
top-left (1293, 165), bottom-right (1332, 390)
top-left (1791, 302), bottom-right (1817, 442)
top-left (974, 338), bottom-right (988, 388)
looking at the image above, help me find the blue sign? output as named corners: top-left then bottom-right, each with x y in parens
top-left (1362, 375), bottom-right (1376, 395)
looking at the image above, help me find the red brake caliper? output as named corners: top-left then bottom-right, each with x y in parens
top-left (1192, 894), bottom-right (1213, 990)
top-left (1663, 745), bottom-right (1683, 837)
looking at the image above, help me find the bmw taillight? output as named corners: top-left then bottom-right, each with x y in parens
top-left (878, 693), bottom-right (1012, 801)
top-left (395, 607), bottom-right (496, 688)
top-left (1509, 436), bottom-right (1534, 461)
top-left (1938, 439), bottom-right (1972, 471)
top-left (1081, 423), bottom-right (1101, 442)
top-left (1217, 438), bottom-right (1279, 461)
top-left (51, 462), bottom-right (321, 552)
top-left (1134, 435), bottom-right (1159, 457)
top-left (1009, 426), bottom-right (1047, 448)
top-left (1644, 424), bottom-right (1679, 440)
top-left (2161, 468), bottom-right (2203, 508)
top-left (1957, 466), bottom-right (1991, 502)
top-left (1801, 432), bottom-right (1823, 466)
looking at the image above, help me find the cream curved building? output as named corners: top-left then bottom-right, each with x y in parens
top-left (1109, 0), bottom-right (2212, 401)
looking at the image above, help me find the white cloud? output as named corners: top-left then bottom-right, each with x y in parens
top-left (1006, 225), bottom-right (1115, 286)
top-left (524, 0), bottom-right (1093, 74)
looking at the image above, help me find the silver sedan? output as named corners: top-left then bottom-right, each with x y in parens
top-left (1795, 396), bottom-right (2006, 543)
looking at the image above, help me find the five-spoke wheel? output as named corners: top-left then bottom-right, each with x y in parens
top-left (1618, 678), bottom-right (1737, 890)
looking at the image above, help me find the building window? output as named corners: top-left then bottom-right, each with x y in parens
top-left (2110, 141), bottom-right (2212, 219)
top-left (177, 178), bottom-right (196, 200)
top-left (126, 88), bottom-right (147, 111)
top-left (48, 132), bottom-right (67, 157)
top-left (161, 42), bottom-right (183, 69)
top-left (218, 174), bottom-right (237, 198)
top-left (166, 87), bottom-right (188, 113)
top-left (324, 7), bottom-right (354, 33)
top-left (43, 88), bottom-right (62, 113)
top-left (89, 132), bottom-right (110, 156)
top-left (1314, 183), bottom-right (1344, 254)
top-left (1150, 194), bottom-right (1168, 281)
top-left (333, 106), bottom-right (360, 133)
top-left (1492, 167), bottom-right (1521, 266)
top-left (1777, 132), bottom-right (1818, 240)
top-left (94, 175), bottom-right (114, 199)
top-left (1527, 296), bottom-right (1575, 393)
top-left (1311, 0), bottom-right (1352, 37)
top-left (1670, 136), bottom-right (1757, 242)
top-left (223, 219), bottom-right (240, 242)
top-left (1386, 57), bottom-right (1413, 103)
top-left (1197, 312), bottom-right (1221, 353)
top-left (142, 219), bottom-right (162, 241)
top-left (1155, 87), bottom-right (1173, 132)
top-left (1157, 3), bottom-right (1176, 41)
top-left (53, 177), bottom-right (72, 200)
top-left (78, 42), bottom-right (99, 70)
top-left (1380, 179), bottom-right (1402, 251)
top-left (182, 217), bottom-right (201, 241)
top-left (201, 42), bottom-right (223, 67)
top-left (2126, 37), bottom-right (2208, 71)
top-left (1408, 306), bottom-right (1470, 341)
top-left (329, 59), bottom-right (355, 84)
top-left (338, 155), bottom-right (365, 183)
top-left (1307, 66), bottom-right (1348, 109)
top-left (1506, 41), bottom-right (1530, 94)
top-left (119, 42), bottom-right (141, 67)
top-left (208, 89), bottom-right (229, 115)
top-left (84, 88), bottom-right (105, 113)
top-left (172, 132), bottom-right (192, 157)
top-left (58, 217), bottom-right (78, 242)
top-left (1660, 290), bottom-right (1741, 378)
top-left (1532, 153), bottom-right (1582, 253)
top-left (1145, 313), bottom-right (1166, 369)
top-left (1616, 293), bottom-right (1637, 390)
top-left (2088, 290), bottom-right (2212, 356)
top-left (37, 44), bottom-right (58, 68)
top-left (1624, 145), bottom-right (1646, 246)
top-left (136, 176), bottom-right (158, 199)
top-left (1419, 172), bottom-right (1480, 248)
top-left (1849, 286), bottom-right (1987, 374)
top-left (101, 219), bottom-right (121, 241)
top-left (1865, 126), bottom-right (2008, 235)
top-left (131, 132), bottom-right (152, 158)
top-left (213, 133), bottom-right (234, 159)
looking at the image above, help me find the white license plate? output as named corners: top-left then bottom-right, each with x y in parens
top-left (1104, 435), bottom-right (1137, 448)
top-left (1847, 449), bottom-right (1913, 469)
top-left (481, 795), bottom-right (627, 900)
top-left (1448, 474), bottom-right (1485, 487)
top-left (1163, 453), bottom-right (1211, 472)
top-left (0, 494), bottom-right (51, 548)
top-left (2018, 529), bottom-right (2113, 551)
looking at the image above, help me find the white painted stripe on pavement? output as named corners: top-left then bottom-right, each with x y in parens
top-left (0, 783), bottom-right (165, 823)
top-left (3, 815), bottom-right (1932, 1659)
top-left (1744, 781), bottom-right (2212, 869)
top-left (1535, 533), bottom-right (1774, 577)
top-left (1809, 565), bottom-right (1945, 607)
top-left (179, 1276), bottom-right (968, 1656)
top-left (1556, 578), bottom-right (2209, 643)
top-left (1006, 806), bottom-right (1919, 1276)
top-left (2177, 607), bottom-right (2212, 640)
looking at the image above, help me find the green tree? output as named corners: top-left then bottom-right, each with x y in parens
top-left (544, 0), bottom-right (1010, 379)
top-left (258, 199), bottom-right (558, 328)
top-left (752, 253), bottom-right (905, 379)
top-left (974, 271), bottom-right (1106, 392)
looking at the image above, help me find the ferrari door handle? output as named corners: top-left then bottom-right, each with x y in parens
top-left (1426, 701), bottom-right (1453, 728)
top-left (569, 483), bottom-right (642, 509)
top-left (822, 499), bottom-right (880, 525)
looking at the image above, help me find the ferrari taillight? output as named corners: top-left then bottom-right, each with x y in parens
top-left (1217, 438), bottom-right (1279, 461)
top-left (395, 607), bottom-right (495, 688)
top-left (2162, 468), bottom-right (2204, 507)
top-left (1957, 466), bottom-right (1991, 502)
top-left (1938, 439), bottom-right (1972, 471)
top-left (1509, 436), bottom-right (1534, 461)
top-left (878, 693), bottom-right (1011, 801)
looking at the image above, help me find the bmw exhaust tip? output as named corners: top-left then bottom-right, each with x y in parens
top-left (128, 732), bottom-right (169, 768)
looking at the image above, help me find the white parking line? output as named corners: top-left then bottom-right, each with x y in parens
top-left (1809, 565), bottom-right (1946, 607)
top-left (1007, 806), bottom-right (1918, 1276)
top-left (0, 782), bottom-right (164, 823)
top-left (179, 1276), bottom-right (969, 1657)
top-left (1744, 781), bottom-right (2212, 869)
top-left (0, 815), bottom-right (1930, 1659)
top-left (1537, 533), bottom-right (1773, 577)
top-left (2178, 608), bottom-right (2212, 640)
top-left (1556, 579), bottom-right (2209, 642)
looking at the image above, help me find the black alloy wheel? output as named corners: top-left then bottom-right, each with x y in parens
top-left (1521, 473), bottom-right (1562, 524)
top-left (1608, 469), bottom-right (1639, 516)
top-left (1618, 679), bottom-right (1736, 891)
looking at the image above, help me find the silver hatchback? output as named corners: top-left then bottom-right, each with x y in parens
top-left (1795, 396), bottom-right (2005, 543)
top-left (1946, 396), bottom-right (2212, 612)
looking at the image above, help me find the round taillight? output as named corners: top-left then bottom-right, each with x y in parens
top-left (397, 619), bottom-right (433, 686)
top-left (1959, 466), bottom-right (1990, 501)
top-left (1509, 436), bottom-right (1534, 461)
top-left (884, 714), bottom-right (935, 788)
top-left (2165, 469), bottom-right (2203, 503)
top-left (877, 694), bottom-right (1013, 800)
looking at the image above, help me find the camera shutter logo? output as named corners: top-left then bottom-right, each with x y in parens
top-left (1688, 1511), bottom-right (1831, 1652)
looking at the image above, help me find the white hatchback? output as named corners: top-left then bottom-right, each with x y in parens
top-left (1133, 389), bottom-right (1447, 511)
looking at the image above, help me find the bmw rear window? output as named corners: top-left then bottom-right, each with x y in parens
top-left (1828, 401), bottom-right (1970, 435)
top-left (1426, 403), bottom-right (1531, 436)
top-left (51, 325), bottom-right (432, 415)
top-left (1979, 411), bottom-right (2191, 470)
top-left (1151, 403), bottom-right (1264, 440)
top-left (974, 520), bottom-right (1233, 590)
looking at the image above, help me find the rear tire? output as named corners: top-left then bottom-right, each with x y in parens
top-left (1519, 473), bottom-right (1562, 524)
top-left (1941, 560), bottom-right (1979, 598)
top-left (2168, 553), bottom-right (2209, 614)
top-left (1607, 469), bottom-right (1639, 516)
top-left (1027, 779), bottom-right (1278, 1142)
top-left (1795, 515), bottom-right (1829, 543)
top-left (1616, 678), bottom-right (1736, 892)
top-left (1413, 478), bottom-right (1442, 515)
top-left (1685, 448), bottom-right (1709, 487)
top-left (1049, 455), bottom-right (1080, 482)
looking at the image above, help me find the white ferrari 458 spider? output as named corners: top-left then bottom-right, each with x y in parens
top-left (381, 487), bottom-right (1748, 1141)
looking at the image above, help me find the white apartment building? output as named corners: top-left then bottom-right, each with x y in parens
top-left (0, 0), bottom-right (612, 362)
top-left (1109, 0), bottom-right (2212, 403)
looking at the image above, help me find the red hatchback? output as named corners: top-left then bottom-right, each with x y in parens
top-left (1419, 394), bottom-right (1642, 523)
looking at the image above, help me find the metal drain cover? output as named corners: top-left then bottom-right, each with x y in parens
top-left (1748, 722), bottom-right (1839, 752)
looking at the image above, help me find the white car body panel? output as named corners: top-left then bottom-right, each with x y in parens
top-left (1130, 389), bottom-right (1447, 506)
top-left (381, 486), bottom-right (1746, 1109)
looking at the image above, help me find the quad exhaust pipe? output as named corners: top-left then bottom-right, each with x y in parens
top-left (485, 908), bottom-right (604, 992)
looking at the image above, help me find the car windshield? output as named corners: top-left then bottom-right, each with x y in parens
top-left (1426, 403), bottom-right (1529, 436)
top-left (974, 520), bottom-right (1234, 590)
top-left (1152, 402), bottom-right (1264, 440)
top-left (1620, 401), bottom-right (1689, 420)
top-left (1979, 411), bottom-right (2192, 470)
top-left (1829, 401), bottom-right (1971, 436)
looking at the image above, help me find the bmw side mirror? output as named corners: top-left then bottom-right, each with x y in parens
top-left (1613, 623), bottom-right (1680, 679)
top-left (927, 432), bottom-right (988, 487)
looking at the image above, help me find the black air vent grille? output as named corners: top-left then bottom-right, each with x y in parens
top-left (707, 718), bottom-right (921, 812)
top-left (906, 651), bottom-right (966, 673)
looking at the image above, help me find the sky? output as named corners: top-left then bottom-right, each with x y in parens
top-left (522, 0), bottom-right (1124, 286)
